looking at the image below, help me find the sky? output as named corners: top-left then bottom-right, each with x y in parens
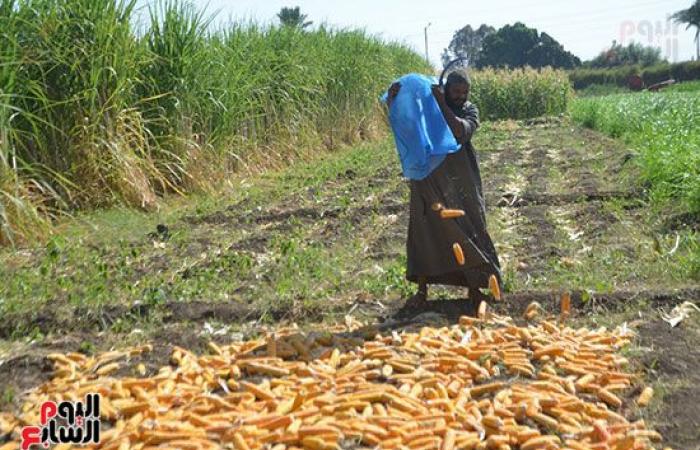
top-left (162, 0), bottom-right (698, 67)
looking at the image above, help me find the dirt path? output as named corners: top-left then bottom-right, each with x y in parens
top-left (1, 118), bottom-right (698, 448)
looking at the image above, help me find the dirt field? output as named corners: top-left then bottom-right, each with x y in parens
top-left (1, 118), bottom-right (698, 449)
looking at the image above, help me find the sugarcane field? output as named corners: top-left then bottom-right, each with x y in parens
top-left (1, 1), bottom-right (699, 449)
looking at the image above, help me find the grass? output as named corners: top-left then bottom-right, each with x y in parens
top-left (0, 137), bottom-right (405, 330)
top-left (3, 116), bottom-right (697, 340)
top-left (490, 197), bottom-right (699, 292)
top-left (477, 119), bottom-right (699, 288)
top-left (574, 80), bottom-right (700, 98)
top-left (567, 60), bottom-right (700, 90)
top-left (0, 0), bottom-right (580, 246)
top-left (575, 83), bottom-right (632, 97)
top-left (662, 79), bottom-right (700, 93)
top-left (569, 90), bottom-right (700, 216)
top-left (0, 0), bottom-right (428, 246)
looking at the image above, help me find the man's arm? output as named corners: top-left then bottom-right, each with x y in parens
top-left (431, 86), bottom-right (479, 144)
top-left (431, 85), bottom-right (465, 141)
top-left (460, 102), bottom-right (480, 143)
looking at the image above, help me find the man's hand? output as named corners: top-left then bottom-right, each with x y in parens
top-left (431, 84), bottom-right (446, 104)
top-left (387, 82), bottom-right (401, 108)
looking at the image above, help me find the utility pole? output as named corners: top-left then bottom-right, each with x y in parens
top-left (424, 22), bottom-right (432, 64)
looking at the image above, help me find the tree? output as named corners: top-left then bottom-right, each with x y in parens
top-left (441, 24), bottom-right (495, 68)
top-left (671, 0), bottom-right (700, 60)
top-left (526, 32), bottom-right (581, 69)
top-left (277, 6), bottom-right (313, 29)
top-left (587, 41), bottom-right (664, 68)
top-left (478, 23), bottom-right (538, 68)
top-left (476, 22), bottom-right (580, 69)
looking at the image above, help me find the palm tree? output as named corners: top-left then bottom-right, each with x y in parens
top-left (277, 6), bottom-right (313, 30)
top-left (671, 0), bottom-right (700, 60)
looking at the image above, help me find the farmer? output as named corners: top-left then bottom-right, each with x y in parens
top-left (385, 68), bottom-right (502, 307)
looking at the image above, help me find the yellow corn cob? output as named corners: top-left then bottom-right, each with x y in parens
top-left (637, 387), bottom-right (653, 407)
top-left (453, 243), bottom-right (465, 266)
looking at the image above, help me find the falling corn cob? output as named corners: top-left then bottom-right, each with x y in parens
top-left (524, 302), bottom-right (542, 320)
top-left (453, 243), bottom-right (465, 266)
top-left (489, 274), bottom-right (501, 301)
top-left (560, 292), bottom-right (571, 321)
top-left (478, 301), bottom-right (488, 320)
top-left (440, 209), bottom-right (466, 219)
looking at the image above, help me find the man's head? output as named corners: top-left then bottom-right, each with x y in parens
top-left (445, 69), bottom-right (471, 109)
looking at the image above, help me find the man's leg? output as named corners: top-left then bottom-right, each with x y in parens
top-left (468, 284), bottom-right (488, 312)
top-left (417, 277), bottom-right (428, 300)
top-left (406, 277), bottom-right (428, 307)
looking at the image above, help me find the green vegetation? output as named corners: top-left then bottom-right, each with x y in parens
top-left (570, 91), bottom-right (700, 214)
top-left (4, 117), bottom-right (697, 338)
top-left (440, 24), bottom-right (495, 68)
top-left (663, 79), bottom-right (700, 93)
top-left (575, 80), bottom-right (700, 97)
top-left (576, 84), bottom-right (631, 97)
top-left (567, 61), bottom-right (700, 90)
top-left (478, 22), bottom-right (580, 69)
top-left (0, 0), bottom-right (427, 246)
top-left (586, 42), bottom-right (664, 68)
top-left (0, 138), bottom-right (409, 333)
top-left (471, 67), bottom-right (573, 120)
top-left (441, 22), bottom-right (580, 70)
top-left (277, 6), bottom-right (313, 29)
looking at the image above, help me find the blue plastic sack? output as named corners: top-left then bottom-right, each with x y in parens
top-left (381, 73), bottom-right (461, 180)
